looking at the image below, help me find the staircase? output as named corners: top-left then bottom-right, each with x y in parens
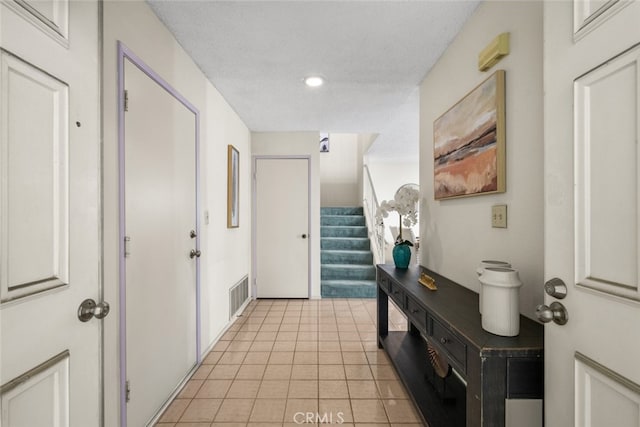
top-left (320, 207), bottom-right (376, 298)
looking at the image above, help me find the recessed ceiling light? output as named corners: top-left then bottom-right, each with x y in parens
top-left (304, 76), bottom-right (324, 87)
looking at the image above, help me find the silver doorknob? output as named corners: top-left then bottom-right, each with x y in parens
top-left (190, 249), bottom-right (201, 259)
top-left (78, 299), bottom-right (110, 322)
top-left (544, 278), bottom-right (567, 299)
top-left (190, 230), bottom-right (197, 239)
top-left (536, 301), bottom-right (568, 325)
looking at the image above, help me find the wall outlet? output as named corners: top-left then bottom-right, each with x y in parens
top-left (492, 204), bottom-right (507, 228)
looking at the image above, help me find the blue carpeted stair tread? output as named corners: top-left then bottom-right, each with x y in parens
top-left (321, 215), bottom-right (366, 226)
top-left (322, 250), bottom-right (372, 255)
top-left (322, 250), bottom-right (373, 265)
top-left (321, 207), bottom-right (363, 216)
top-left (321, 226), bottom-right (368, 238)
top-left (321, 237), bottom-right (370, 251)
top-left (320, 206), bottom-right (376, 298)
top-left (321, 279), bottom-right (377, 286)
top-left (321, 265), bottom-right (376, 281)
top-left (321, 280), bottom-right (377, 298)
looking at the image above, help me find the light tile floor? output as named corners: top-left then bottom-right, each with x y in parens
top-left (155, 298), bottom-right (422, 426)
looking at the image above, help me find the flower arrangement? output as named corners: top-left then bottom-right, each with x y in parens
top-left (376, 183), bottom-right (420, 246)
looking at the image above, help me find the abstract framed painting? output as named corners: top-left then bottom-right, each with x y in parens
top-left (227, 144), bottom-right (239, 228)
top-left (433, 70), bottom-right (506, 200)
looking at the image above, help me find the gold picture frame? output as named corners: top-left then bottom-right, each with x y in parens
top-left (227, 145), bottom-right (239, 228)
top-left (433, 70), bottom-right (506, 200)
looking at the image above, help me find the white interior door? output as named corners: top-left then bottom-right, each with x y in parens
top-left (123, 58), bottom-right (198, 426)
top-left (0, 1), bottom-right (102, 425)
top-left (255, 157), bottom-right (309, 298)
top-left (544, 2), bottom-right (640, 426)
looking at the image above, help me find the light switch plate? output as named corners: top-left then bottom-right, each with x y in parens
top-left (492, 204), bottom-right (507, 228)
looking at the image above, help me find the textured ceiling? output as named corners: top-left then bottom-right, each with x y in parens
top-left (147, 0), bottom-right (480, 160)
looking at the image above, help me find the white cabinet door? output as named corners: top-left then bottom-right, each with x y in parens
top-left (543, 1), bottom-right (640, 426)
top-left (0, 1), bottom-right (102, 425)
top-left (255, 157), bottom-right (310, 298)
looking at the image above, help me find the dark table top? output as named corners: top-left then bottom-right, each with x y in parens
top-left (377, 264), bottom-right (544, 355)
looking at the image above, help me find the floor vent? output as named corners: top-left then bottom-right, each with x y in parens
top-left (229, 275), bottom-right (249, 319)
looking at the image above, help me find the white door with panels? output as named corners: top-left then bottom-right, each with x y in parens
top-left (543, 1), bottom-right (640, 426)
top-left (123, 57), bottom-right (198, 426)
top-left (0, 1), bottom-right (103, 425)
top-left (254, 157), bottom-right (310, 298)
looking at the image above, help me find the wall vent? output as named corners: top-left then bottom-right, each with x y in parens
top-left (229, 275), bottom-right (249, 320)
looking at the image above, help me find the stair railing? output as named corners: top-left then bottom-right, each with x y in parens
top-left (363, 165), bottom-right (385, 265)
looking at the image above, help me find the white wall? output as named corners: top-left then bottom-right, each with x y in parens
top-left (102, 1), bottom-right (251, 423)
top-left (319, 133), bottom-right (362, 207)
top-left (201, 83), bottom-right (252, 346)
top-left (419, 0), bottom-right (544, 320)
top-left (251, 132), bottom-right (321, 299)
top-left (365, 160), bottom-right (419, 207)
top-left (359, 133), bottom-right (378, 155)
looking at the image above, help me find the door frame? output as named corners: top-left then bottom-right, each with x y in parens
top-left (117, 42), bottom-right (201, 427)
top-left (252, 155), bottom-right (312, 299)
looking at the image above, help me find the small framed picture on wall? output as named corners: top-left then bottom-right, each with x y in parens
top-left (227, 145), bottom-right (240, 228)
top-left (319, 133), bottom-right (330, 153)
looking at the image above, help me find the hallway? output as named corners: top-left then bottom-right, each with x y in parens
top-left (155, 298), bottom-right (422, 426)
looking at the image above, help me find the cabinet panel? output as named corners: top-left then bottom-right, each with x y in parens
top-left (430, 316), bottom-right (467, 374)
top-left (378, 272), bottom-right (390, 292)
top-left (507, 358), bottom-right (544, 399)
top-left (389, 282), bottom-right (405, 308)
top-left (406, 295), bottom-right (427, 333)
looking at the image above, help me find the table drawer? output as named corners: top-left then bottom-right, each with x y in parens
top-left (406, 296), bottom-right (427, 332)
top-left (378, 272), bottom-right (390, 293)
top-left (388, 282), bottom-right (405, 308)
top-left (429, 316), bottom-right (467, 373)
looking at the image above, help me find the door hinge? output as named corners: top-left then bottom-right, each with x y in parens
top-left (126, 380), bottom-right (131, 403)
top-left (124, 90), bottom-right (129, 112)
top-left (124, 236), bottom-right (131, 258)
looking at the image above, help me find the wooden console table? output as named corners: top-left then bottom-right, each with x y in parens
top-left (377, 264), bottom-right (543, 427)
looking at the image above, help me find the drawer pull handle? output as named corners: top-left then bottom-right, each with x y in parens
top-left (411, 309), bottom-right (419, 314)
top-left (440, 337), bottom-right (449, 345)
